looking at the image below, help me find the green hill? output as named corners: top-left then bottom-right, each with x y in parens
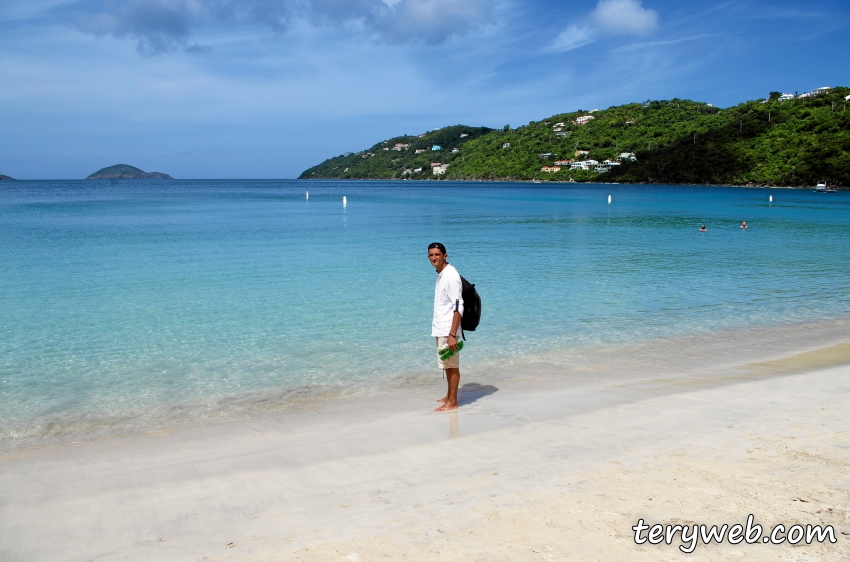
top-left (300, 87), bottom-right (850, 187)
top-left (0, 174), bottom-right (15, 180)
top-left (86, 164), bottom-right (173, 180)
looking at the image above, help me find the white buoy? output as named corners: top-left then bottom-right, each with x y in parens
top-left (306, 191), bottom-right (309, 200)
top-left (343, 196), bottom-right (347, 207)
top-left (769, 195), bottom-right (773, 202)
top-left (608, 194), bottom-right (612, 204)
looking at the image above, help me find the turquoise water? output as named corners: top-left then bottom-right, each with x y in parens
top-left (2, 180), bottom-right (849, 447)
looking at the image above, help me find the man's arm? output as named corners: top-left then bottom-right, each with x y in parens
top-left (448, 311), bottom-right (462, 351)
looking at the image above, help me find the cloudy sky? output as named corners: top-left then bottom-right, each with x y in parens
top-left (1, 0), bottom-right (847, 179)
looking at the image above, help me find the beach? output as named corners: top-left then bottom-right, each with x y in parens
top-left (2, 330), bottom-right (849, 561)
top-left (2, 181), bottom-right (850, 560)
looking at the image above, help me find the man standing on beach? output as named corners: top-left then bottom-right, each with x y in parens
top-left (428, 242), bottom-right (463, 412)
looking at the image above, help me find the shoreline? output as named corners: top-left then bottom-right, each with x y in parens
top-left (298, 177), bottom-right (846, 189)
top-left (5, 315), bottom-right (850, 454)
top-left (2, 335), bottom-right (849, 560)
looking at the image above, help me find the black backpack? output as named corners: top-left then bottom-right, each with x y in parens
top-left (459, 276), bottom-right (481, 339)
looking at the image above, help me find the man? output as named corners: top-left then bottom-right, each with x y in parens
top-left (428, 242), bottom-right (463, 412)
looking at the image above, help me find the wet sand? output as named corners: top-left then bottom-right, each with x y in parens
top-left (2, 341), bottom-right (849, 561)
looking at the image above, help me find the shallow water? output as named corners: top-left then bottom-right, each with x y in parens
top-left (2, 180), bottom-right (849, 448)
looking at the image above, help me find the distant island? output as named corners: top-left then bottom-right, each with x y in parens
top-left (87, 164), bottom-right (173, 180)
top-left (0, 174), bottom-right (15, 180)
top-left (300, 86), bottom-right (850, 188)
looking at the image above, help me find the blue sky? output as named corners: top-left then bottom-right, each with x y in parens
top-left (1, 0), bottom-right (848, 179)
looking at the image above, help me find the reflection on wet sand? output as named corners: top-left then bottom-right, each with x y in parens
top-left (448, 411), bottom-right (459, 438)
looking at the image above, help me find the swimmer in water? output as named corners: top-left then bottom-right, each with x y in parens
top-left (699, 224), bottom-right (707, 232)
top-left (740, 221), bottom-right (747, 229)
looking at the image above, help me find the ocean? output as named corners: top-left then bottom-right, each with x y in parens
top-left (2, 180), bottom-right (849, 449)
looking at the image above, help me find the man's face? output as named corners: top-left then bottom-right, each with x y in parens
top-left (428, 248), bottom-right (447, 269)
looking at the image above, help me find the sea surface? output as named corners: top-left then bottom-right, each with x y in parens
top-left (2, 180), bottom-right (849, 449)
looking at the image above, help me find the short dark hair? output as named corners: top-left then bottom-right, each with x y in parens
top-left (428, 242), bottom-right (447, 254)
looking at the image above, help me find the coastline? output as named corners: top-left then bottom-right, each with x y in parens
top-left (5, 315), bottom-right (850, 453)
top-left (298, 177), bottom-right (845, 189)
top-left (2, 328), bottom-right (850, 560)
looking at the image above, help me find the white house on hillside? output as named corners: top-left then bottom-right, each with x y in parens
top-left (570, 160), bottom-right (598, 171)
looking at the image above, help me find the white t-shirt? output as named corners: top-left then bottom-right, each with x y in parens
top-left (432, 264), bottom-right (464, 337)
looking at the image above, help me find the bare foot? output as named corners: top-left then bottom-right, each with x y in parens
top-left (434, 402), bottom-right (458, 412)
top-left (436, 396), bottom-right (449, 403)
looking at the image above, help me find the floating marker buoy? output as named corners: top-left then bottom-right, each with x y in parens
top-left (769, 195), bottom-right (773, 202)
top-left (343, 196), bottom-right (347, 207)
top-left (306, 191), bottom-right (309, 200)
top-left (608, 195), bottom-right (612, 204)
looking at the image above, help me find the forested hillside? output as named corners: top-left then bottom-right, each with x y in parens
top-left (300, 87), bottom-right (850, 187)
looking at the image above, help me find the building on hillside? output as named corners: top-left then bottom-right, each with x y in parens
top-left (432, 145), bottom-right (441, 151)
top-left (778, 93), bottom-right (795, 102)
top-left (383, 147), bottom-right (389, 151)
top-left (570, 160), bottom-right (598, 171)
top-left (538, 153), bottom-right (555, 158)
top-left (502, 143), bottom-right (511, 148)
top-left (812, 87), bottom-right (831, 95)
top-left (430, 162), bottom-right (442, 167)
top-left (554, 160), bottom-right (574, 166)
top-left (432, 164), bottom-right (449, 175)
top-left (415, 149), bottom-right (426, 154)
top-left (556, 131), bottom-right (571, 137)
top-left (846, 94), bottom-right (850, 101)
top-left (553, 127), bottom-right (563, 132)
top-left (401, 169), bottom-right (412, 176)
top-left (589, 109), bottom-right (600, 113)
top-left (617, 152), bottom-right (636, 161)
top-left (392, 143), bottom-right (410, 151)
top-left (452, 148), bottom-right (460, 153)
top-left (596, 160), bottom-right (621, 173)
top-left (413, 167), bottom-right (423, 173)
top-left (460, 133), bottom-right (469, 138)
top-left (575, 150), bottom-right (590, 157)
top-left (574, 115), bottom-right (595, 125)
top-left (541, 166), bottom-right (562, 173)
top-left (418, 134), bottom-right (426, 138)
top-left (553, 122), bottom-right (565, 127)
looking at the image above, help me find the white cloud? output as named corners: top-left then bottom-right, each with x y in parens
top-left (312, 0), bottom-right (495, 45)
top-left (545, 25), bottom-right (596, 53)
top-left (590, 0), bottom-right (658, 35)
top-left (545, 0), bottom-right (658, 53)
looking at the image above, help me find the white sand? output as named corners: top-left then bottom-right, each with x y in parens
top-left (2, 342), bottom-right (850, 561)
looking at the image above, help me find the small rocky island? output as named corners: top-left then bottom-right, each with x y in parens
top-left (0, 174), bottom-right (15, 180)
top-left (86, 164), bottom-right (173, 180)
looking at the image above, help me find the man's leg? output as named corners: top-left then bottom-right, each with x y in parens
top-left (435, 368), bottom-right (460, 411)
top-left (437, 375), bottom-right (450, 403)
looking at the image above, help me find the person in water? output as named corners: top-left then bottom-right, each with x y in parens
top-left (740, 221), bottom-right (748, 229)
top-left (699, 224), bottom-right (707, 232)
top-left (428, 242), bottom-right (463, 412)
